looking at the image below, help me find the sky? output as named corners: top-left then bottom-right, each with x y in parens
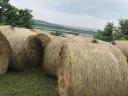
top-left (10, 0), bottom-right (128, 29)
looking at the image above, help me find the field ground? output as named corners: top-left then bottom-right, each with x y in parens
top-left (0, 68), bottom-right (58, 96)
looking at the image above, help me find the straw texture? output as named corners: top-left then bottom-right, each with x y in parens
top-left (43, 35), bottom-right (94, 77)
top-left (0, 26), bottom-right (43, 71)
top-left (0, 31), bottom-right (11, 74)
top-left (58, 43), bottom-right (128, 96)
top-left (112, 40), bottom-right (128, 60)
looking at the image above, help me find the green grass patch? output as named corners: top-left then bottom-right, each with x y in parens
top-left (0, 68), bottom-right (58, 96)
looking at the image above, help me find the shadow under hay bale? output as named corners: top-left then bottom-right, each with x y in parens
top-left (58, 43), bottom-right (128, 96)
top-left (0, 26), bottom-right (43, 71)
top-left (0, 31), bottom-right (11, 74)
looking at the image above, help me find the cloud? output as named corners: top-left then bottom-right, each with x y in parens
top-left (10, 0), bottom-right (59, 10)
top-left (33, 9), bottom-right (111, 29)
top-left (53, 0), bottom-right (128, 18)
top-left (9, 0), bottom-right (128, 29)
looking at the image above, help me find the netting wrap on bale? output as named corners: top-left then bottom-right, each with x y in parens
top-left (0, 26), bottom-right (43, 71)
top-left (112, 40), bottom-right (128, 60)
top-left (0, 31), bottom-right (11, 74)
top-left (58, 43), bottom-right (128, 96)
top-left (42, 35), bottom-right (94, 77)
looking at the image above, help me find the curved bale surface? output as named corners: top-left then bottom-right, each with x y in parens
top-left (94, 39), bottom-right (111, 44)
top-left (0, 26), bottom-right (43, 71)
top-left (0, 31), bottom-right (11, 74)
top-left (58, 43), bottom-right (128, 96)
top-left (42, 35), bottom-right (94, 77)
top-left (62, 34), bottom-right (94, 43)
top-left (37, 32), bottom-right (53, 47)
top-left (112, 40), bottom-right (128, 60)
top-left (43, 36), bottom-right (67, 77)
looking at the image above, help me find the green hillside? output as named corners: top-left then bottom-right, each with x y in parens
top-left (33, 19), bottom-right (97, 35)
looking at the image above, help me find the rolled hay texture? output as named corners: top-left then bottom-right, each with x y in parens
top-left (0, 26), bottom-right (43, 71)
top-left (62, 34), bottom-right (94, 43)
top-left (112, 40), bottom-right (128, 60)
top-left (43, 35), bottom-right (94, 77)
top-left (0, 31), bottom-right (11, 74)
top-left (58, 43), bottom-right (128, 96)
top-left (43, 36), bottom-right (67, 77)
top-left (94, 39), bottom-right (111, 44)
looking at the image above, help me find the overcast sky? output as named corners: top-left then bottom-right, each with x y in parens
top-left (10, 0), bottom-right (128, 29)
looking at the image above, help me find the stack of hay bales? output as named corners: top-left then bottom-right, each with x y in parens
top-left (112, 40), bottom-right (128, 60)
top-left (41, 34), bottom-right (94, 77)
top-left (0, 31), bottom-right (11, 75)
top-left (58, 43), bottom-right (128, 96)
top-left (0, 24), bottom-right (128, 95)
top-left (0, 26), bottom-right (43, 71)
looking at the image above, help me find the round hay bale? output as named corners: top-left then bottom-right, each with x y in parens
top-left (58, 43), bottom-right (128, 96)
top-left (0, 26), bottom-right (43, 71)
top-left (112, 40), bottom-right (128, 60)
top-left (37, 32), bottom-right (53, 47)
top-left (43, 36), bottom-right (67, 77)
top-left (0, 31), bottom-right (11, 74)
top-left (42, 35), bottom-right (94, 77)
top-left (62, 34), bottom-right (94, 43)
top-left (94, 39), bottom-right (111, 44)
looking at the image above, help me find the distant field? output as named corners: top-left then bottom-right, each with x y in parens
top-left (33, 19), bottom-right (97, 36)
top-left (0, 68), bottom-right (58, 96)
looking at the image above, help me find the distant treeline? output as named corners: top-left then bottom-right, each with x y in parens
top-left (0, 0), bottom-right (33, 28)
top-left (96, 19), bottom-right (128, 41)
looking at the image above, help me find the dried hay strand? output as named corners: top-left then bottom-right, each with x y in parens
top-left (58, 43), bottom-right (128, 96)
top-left (0, 26), bottom-right (43, 71)
top-left (112, 40), bottom-right (128, 60)
top-left (0, 31), bottom-right (11, 74)
top-left (43, 35), bottom-right (94, 77)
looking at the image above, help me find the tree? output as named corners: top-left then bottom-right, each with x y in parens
top-left (0, 0), bottom-right (33, 29)
top-left (112, 28), bottom-right (123, 40)
top-left (103, 23), bottom-right (114, 36)
top-left (112, 19), bottom-right (128, 40)
top-left (5, 6), bottom-right (19, 29)
top-left (96, 23), bottom-right (114, 42)
top-left (17, 9), bottom-right (33, 28)
top-left (95, 30), bottom-right (103, 39)
top-left (118, 19), bottom-right (128, 35)
top-left (4, 7), bottom-right (33, 29)
top-left (0, 0), bottom-right (9, 23)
